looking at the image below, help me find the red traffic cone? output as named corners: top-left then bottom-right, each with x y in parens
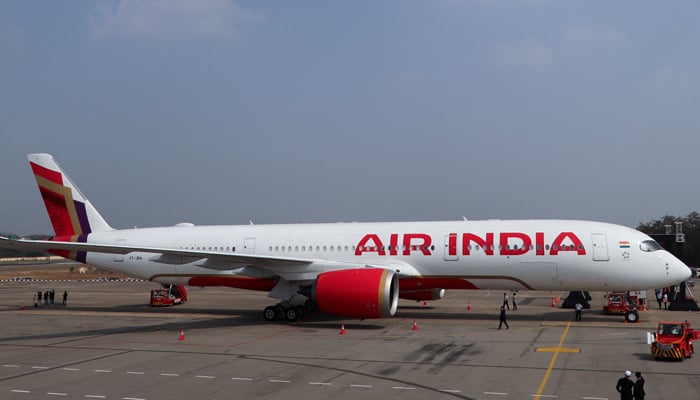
top-left (20, 303), bottom-right (25, 310)
top-left (423, 301), bottom-right (428, 306)
top-left (339, 324), bottom-right (346, 335)
top-left (178, 329), bottom-right (185, 341)
top-left (467, 301), bottom-right (472, 311)
top-left (551, 298), bottom-right (556, 307)
top-left (412, 320), bottom-right (418, 331)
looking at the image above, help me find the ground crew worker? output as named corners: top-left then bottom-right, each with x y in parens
top-left (498, 305), bottom-right (509, 329)
top-left (575, 301), bottom-right (583, 322)
top-left (616, 370), bottom-right (634, 400)
top-left (633, 371), bottom-right (645, 400)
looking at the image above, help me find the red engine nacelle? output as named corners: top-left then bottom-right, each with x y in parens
top-left (399, 288), bottom-right (445, 301)
top-left (314, 268), bottom-right (399, 318)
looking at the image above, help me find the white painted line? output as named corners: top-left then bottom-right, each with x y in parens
top-left (85, 395), bottom-right (107, 399)
top-left (160, 373), bottom-right (179, 377)
top-left (126, 371), bottom-right (145, 375)
top-left (581, 398), bottom-right (608, 400)
top-left (392, 386), bottom-right (416, 390)
top-left (309, 382), bottom-right (332, 386)
top-left (11, 389), bottom-right (31, 393)
top-left (123, 397), bottom-right (146, 400)
top-left (531, 395), bottom-right (558, 398)
top-left (195, 375), bottom-right (215, 379)
top-left (484, 392), bottom-right (509, 396)
top-left (4, 365), bottom-right (20, 368)
top-left (349, 384), bottom-right (373, 388)
top-left (47, 393), bottom-right (68, 396)
top-left (94, 370), bottom-right (112, 373)
top-left (439, 389), bottom-right (462, 393)
top-left (32, 366), bottom-right (49, 369)
top-left (269, 379), bottom-right (291, 383)
top-left (231, 377), bottom-right (253, 381)
top-left (63, 368), bottom-right (80, 371)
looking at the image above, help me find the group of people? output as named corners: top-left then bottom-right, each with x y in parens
top-left (655, 288), bottom-right (669, 309)
top-left (616, 370), bottom-right (645, 400)
top-left (498, 292), bottom-right (518, 329)
top-left (33, 289), bottom-right (68, 307)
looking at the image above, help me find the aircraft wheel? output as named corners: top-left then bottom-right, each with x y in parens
top-left (294, 305), bottom-right (306, 321)
top-left (284, 307), bottom-right (298, 322)
top-left (263, 306), bottom-right (277, 321)
top-left (304, 299), bottom-right (317, 312)
top-left (624, 310), bottom-right (638, 323)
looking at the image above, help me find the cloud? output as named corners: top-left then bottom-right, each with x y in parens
top-left (90, 0), bottom-right (262, 40)
top-left (492, 39), bottom-right (554, 70)
top-left (563, 25), bottom-right (627, 47)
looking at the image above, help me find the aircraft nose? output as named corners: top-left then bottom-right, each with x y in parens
top-left (667, 256), bottom-right (691, 284)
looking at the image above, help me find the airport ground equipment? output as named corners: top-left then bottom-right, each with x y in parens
top-left (651, 321), bottom-right (698, 361)
top-left (603, 291), bottom-right (641, 322)
top-left (150, 285), bottom-right (188, 306)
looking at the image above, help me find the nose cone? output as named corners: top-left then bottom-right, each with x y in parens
top-left (666, 254), bottom-right (692, 285)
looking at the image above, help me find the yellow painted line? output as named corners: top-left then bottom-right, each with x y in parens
top-left (536, 347), bottom-right (581, 353)
top-left (534, 321), bottom-right (573, 399)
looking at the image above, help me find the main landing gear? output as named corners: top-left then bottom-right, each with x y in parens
top-left (263, 299), bottom-right (317, 322)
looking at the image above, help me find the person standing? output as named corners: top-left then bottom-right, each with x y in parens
top-left (616, 370), bottom-right (634, 400)
top-left (502, 292), bottom-right (510, 310)
top-left (575, 301), bottom-right (583, 322)
top-left (512, 292), bottom-right (518, 310)
top-left (655, 289), bottom-right (663, 309)
top-left (498, 305), bottom-right (509, 329)
top-left (662, 292), bottom-right (668, 309)
top-left (633, 372), bottom-right (645, 400)
top-left (62, 290), bottom-right (68, 306)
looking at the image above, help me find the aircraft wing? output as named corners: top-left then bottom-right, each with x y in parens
top-left (0, 236), bottom-right (311, 268)
top-left (0, 236), bottom-right (421, 279)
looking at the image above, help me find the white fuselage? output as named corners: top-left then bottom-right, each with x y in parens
top-left (83, 219), bottom-right (689, 292)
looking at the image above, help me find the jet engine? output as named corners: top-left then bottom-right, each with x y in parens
top-left (313, 268), bottom-right (399, 318)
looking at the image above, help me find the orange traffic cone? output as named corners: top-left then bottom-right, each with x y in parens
top-left (423, 301), bottom-right (428, 306)
top-left (467, 301), bottom-right (472, 311)
top-left (339, 324), bottom-right (346, 335)
top-left (412, 320), bottom-right (419, 331)
top-left (551, 298), bottom-right (556, 307)
top-left (178, 329), bottom-right (185, 341)
top-left (20, 303), bottom-right (25, 310)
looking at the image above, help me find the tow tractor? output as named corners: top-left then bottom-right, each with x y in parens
top-left (603, 291), bottom-right (640, 322)
top-left (651, 321), bottom-right (699, 361)
top-left (150, 285), bottom-right (188, 307)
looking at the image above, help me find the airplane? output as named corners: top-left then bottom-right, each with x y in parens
top-left (0, 153), bottom-right (692, 321)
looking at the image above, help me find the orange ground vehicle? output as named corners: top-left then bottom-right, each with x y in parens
top-left (150, 285), bottom-right (188, 306)
top-left (603, 291), bottom-right (639, 322)
top-left (651, 321), bottom-right (698, 361)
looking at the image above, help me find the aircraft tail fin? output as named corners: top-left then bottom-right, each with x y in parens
top-left (28, 153), bottom-right (113, 239)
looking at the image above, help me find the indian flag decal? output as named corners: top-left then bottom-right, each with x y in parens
top-left (619, 241), bottom-right (631, 248)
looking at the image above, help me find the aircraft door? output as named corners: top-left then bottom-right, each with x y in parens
top-left (243, 238), bottom-right (256, 254)
top-left (591, 233), bottom-right (609, 261)
top-left (444, 234), bottom-right (458, 261)
top-left (114, 239), bottom-right (125, 262)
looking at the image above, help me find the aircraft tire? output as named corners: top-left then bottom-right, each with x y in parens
top-left (284, 307), bottom-right (298, 322)
top-left (263, 306), bottom-right (277, 321)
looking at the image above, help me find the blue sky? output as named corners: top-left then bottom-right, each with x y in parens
top-left (2, 0), bottom-right (700, 235)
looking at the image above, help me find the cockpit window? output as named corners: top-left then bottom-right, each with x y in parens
top-left (640, 240), bottom-right (663, 252)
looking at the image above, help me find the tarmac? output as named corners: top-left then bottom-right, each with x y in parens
top-left (1, 276), bottom-right (699, 400)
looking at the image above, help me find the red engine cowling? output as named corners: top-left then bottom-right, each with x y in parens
top-left (399, 288), bottom-right (445, 301)
top-left (314, 268), bottom-right (399, 318)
